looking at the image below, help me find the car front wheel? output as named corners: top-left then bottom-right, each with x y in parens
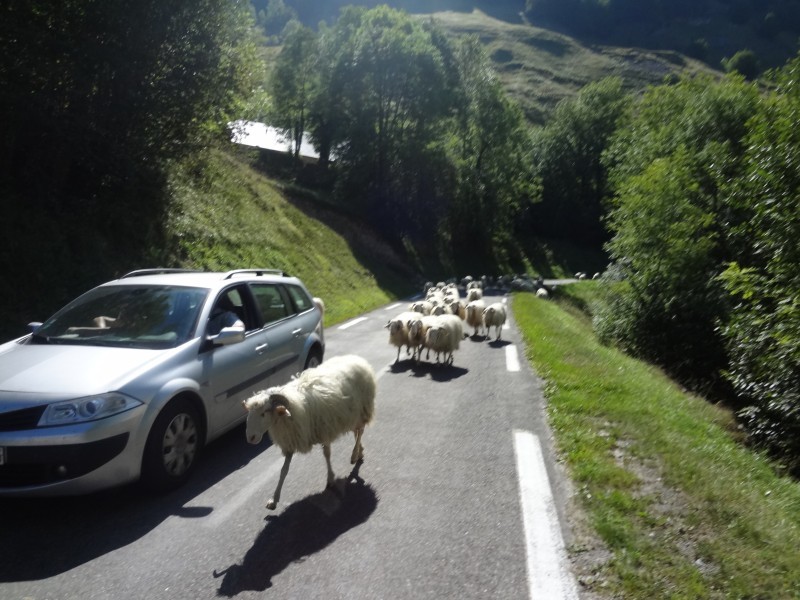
top-left (141, 398), bottom-right (202, 492)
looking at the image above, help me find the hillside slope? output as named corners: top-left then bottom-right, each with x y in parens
top-left (162, 149), bottom-right (419, 326)
top-left (429, 9), bottom-right (718, 124)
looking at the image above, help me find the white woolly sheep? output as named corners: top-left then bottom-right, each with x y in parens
top-left (243, 354), bottom-right (376, 510)
top-left (482, 302), bottom-right (507, 341)
top-left (423, 314), bottom-right (464, 365)
top-left (386, 311), bottom-right (418, 363)
top-left (405, 313), bottom-right (427, 362)
top-left (536, 287), bottom-right (550, 299)
top-left (409, 300), bottom-right (434, 316)
top-left (465, 299), bottom-right (486, 337)
top-left (466, 287), bottom-right (483, 302)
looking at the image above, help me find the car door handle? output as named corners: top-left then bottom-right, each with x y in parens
top-left (255, 343), bottom-right (269, 354)
top-left (292, 328), bottom-right (303, 337)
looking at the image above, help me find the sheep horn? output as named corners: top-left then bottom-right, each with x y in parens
top-left (270, 394), bottom-right (292, 418)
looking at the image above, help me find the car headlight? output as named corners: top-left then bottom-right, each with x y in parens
top-left (39, 393), bottom-right (143, 426)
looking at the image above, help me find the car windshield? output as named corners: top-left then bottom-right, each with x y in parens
top-left (32, 285), bottom-right (209, 349)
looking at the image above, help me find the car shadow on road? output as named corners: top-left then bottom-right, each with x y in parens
top-left (214, 468), bottom-right (378, 596)
top-left (0, 424), bottom-right (270, 582)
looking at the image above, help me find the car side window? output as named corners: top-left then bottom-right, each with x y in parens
top-left (251, 284), bottom-right (289, 325)
top-left (207, 288), bottom-right (247, 335)
top-left (283, 284), bottom-right (313, 314)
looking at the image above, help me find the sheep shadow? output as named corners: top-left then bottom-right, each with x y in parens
top-left (487, 339), bottom-right (512, 349)
top-left (408, 360), bottom-right (469, 382)
top-left (215, 468), bottom-right (377, 596)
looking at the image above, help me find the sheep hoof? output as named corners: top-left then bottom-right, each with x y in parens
top-left (266, 499), bottom-right (277, 510)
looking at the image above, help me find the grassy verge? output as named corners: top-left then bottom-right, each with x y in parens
top-left (513, 284), bottom-right (800, 598)
top-left (165, 150), bottom-right (416, 325)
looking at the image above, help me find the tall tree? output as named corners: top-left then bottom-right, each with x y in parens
top-left (447, 36), bottom-right (535, 268)
top-left (598, 74), bottom-right (759, 386)
top-left (310, 6), bottom-right (457, 243)
top-left (718, 56), bottom-right (800, 468)
top-left (268, 21), bottom-right (318, 160)
top-left (528, 77), bottom-right (630, 247)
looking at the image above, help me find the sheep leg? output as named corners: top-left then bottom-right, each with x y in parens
top-left (322, 443), bottom-right (336, 487)
top-left (350, 426), bottom-right (365, 464)
top-left (267, 452), bottom-right (293, 510)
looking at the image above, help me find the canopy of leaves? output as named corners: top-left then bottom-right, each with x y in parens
top-left (269, 6), bottom-right (535, 269)
top-left (0, 0), bottom-right (262, 319)
top-left (598, 74), bottom-right (760, 386)
top-left (718, 57), bottom-right (800, 468)
top-left (528, 77), bottom-right (630, 247)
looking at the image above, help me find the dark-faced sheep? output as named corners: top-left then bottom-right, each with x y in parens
top-left (243, 354), bottom-right (376, 510)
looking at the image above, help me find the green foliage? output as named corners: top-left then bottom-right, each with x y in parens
top-left (721, 49), bottom-right (761, 80)
top-left (0, 0), bottom-right (264, 338)
top-left (445, 36), bottom-right (536, 268)
top-left (271, 6), bottom-right (536, 270)
top-left (528, 77), bottom-right (631, 247)
top-left (717, 57), bottom-right (800, 469)
top-left (598, 75), bottom-right (760, 387)
top-left (515, 288), bottom-right (800, 598)
top-left (268, 21), bottom-right (318, 159)
top-left (259, 0), bottom-right (298, 40)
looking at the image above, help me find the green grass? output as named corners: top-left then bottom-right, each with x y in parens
top-left (513, 284), bottom-right (800, 598)
top-left (429, 9), bottom-right (718, 125)
top-left (164, 150), bottom-right (416, 325)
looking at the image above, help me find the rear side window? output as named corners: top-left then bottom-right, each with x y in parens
top-left (284, 284), bottom-right (313, 313)
top-left (251, 284), bottom-right (289, 324)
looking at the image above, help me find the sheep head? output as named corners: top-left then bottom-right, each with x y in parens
top-left (243, 391), bottom-right (292, 444)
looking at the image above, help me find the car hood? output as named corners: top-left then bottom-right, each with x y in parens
top-left (0, 342), bottom-right (171, 397)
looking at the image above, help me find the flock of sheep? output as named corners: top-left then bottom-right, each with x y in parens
top-left (387, 280), bottom-right (507, 367)
top-left (240, 276), bottom-right (550, 510)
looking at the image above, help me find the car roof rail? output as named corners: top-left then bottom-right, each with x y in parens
top-left (121, 268), bottom-right (204, 279)
top-left (223, 269), bottom-right (288, 279)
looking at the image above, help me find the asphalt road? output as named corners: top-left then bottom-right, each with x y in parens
top-left (0, 291), bottom-right (580, 600)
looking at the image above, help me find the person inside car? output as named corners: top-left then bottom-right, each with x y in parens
top-left (207, 295), bottom-right (244, 335)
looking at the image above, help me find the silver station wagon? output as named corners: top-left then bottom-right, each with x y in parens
top-left (0, 269), bottom-right (325, 496)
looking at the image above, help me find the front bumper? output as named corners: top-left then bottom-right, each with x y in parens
top-left (0, 404), bottom-right (146, 496)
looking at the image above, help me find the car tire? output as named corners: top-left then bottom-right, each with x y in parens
top-left (304, 348), bottom-right (322, 370)
top-left (141, 397), bottom-right (202, 492)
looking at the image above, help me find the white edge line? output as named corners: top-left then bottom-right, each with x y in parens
top-left (338, 316), bottom-right (368, 330)
top-left (385, 303), bottom-right (403, 311)
top-left (513, 430), bottom-right (580, 600)
top-left (506, 345), bottom-right (521, 372)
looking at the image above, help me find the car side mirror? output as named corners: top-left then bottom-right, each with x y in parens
top-left (208, 325), bottom-right (246, 346)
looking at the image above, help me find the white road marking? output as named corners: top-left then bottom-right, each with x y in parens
top-left (203, 453), bottom-right (284, 528)
top-left (385, 303), bottom-right (403, 311)
top-left (338, 316), bottom-right (368, 330)
top-left (513, 430), bottom-right (580, 600)
top-left (506, 345), bottom-right (520, 372)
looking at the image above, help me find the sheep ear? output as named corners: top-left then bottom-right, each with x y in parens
top-left (242, 400), bottom-right (249, 412)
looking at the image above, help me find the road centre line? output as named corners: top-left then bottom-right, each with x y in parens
top-left (513, 430), bottom-right (580, 600)
top-left (385, 303), bottom-right (403, 311)
top-left (338, 316), bottom-right (368, 330)
top-left (506, 345), bottom-right (520, 372)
